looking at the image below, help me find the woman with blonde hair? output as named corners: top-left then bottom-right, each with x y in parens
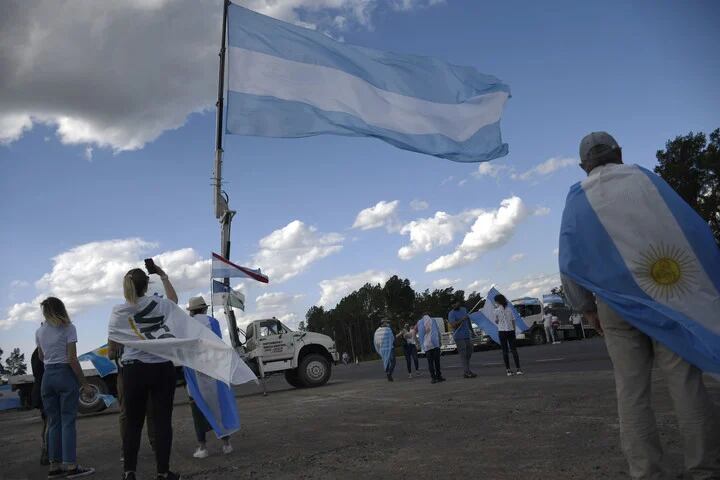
top-left (108, 265), bottom-right (180, 480)
top-left (36, 296), bottom-right (95, 478)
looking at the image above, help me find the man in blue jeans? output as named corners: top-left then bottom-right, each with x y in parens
top-left (448, 301), bottom-right (476, 378)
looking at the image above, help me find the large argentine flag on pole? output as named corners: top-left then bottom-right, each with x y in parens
top-left (225, 4), bottom-right (510, 163)
top-left (560, 164), bottom-right (720, 374)
top-left (211, 252), bottom-right (269, 283)
top-left (483, 287), bottom-right (530, 334)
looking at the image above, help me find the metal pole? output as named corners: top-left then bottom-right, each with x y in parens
top-left (213, 0), bottom-right (241, 349)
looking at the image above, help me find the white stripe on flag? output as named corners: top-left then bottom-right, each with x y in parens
top-left (583, 165), bottom-right (720, 334)
top-left (227, 47), bottom-right (508, 143)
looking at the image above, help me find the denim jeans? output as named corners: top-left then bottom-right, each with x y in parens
top-left (41, 363), bottom-right (79, 464)
top-left (403, 344), bottom-right (419, 373)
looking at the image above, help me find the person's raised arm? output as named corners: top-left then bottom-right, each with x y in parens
top-left (153, 265), bottom-right (178, 304)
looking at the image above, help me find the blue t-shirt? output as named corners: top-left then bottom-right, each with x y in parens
top-left (448, 307), bottom-right (471, 340)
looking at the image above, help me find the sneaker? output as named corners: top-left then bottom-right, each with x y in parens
top-left (408, 373), bottom-right (413, 379)
top-left (415, 370), bottom-right (422, 376)
top-left (463, 373), bottom-right (473, 379)
top-left (65, 466), bottom-right (95, 478)
top-left (157, 471), bottom-right (181, 480)
top-left (47, 470), bottom-right (66, 479)
top-left (516, 370), bottom-right (524, 375)
top-left (222, 444), bottom-right (233, 455)
top-left (387, 374), bottom-right (394, 382)
top-left (193, 447), bottom-right (209, 459)
top-left (468, 372), bottom-right (477, 378)
top-left (506, 370), bottom-right (514, 377)
top-left (122, 474), bottom-right (136, 480)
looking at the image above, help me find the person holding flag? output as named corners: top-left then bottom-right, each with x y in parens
top-left (560, 131), bottom-right (720, 478)
top-left (415, 315), bottom-right (445, 384)
top-left (184, 296), bottom-right (238, 459)
top-left (373, 320), bottom-right (396, 382)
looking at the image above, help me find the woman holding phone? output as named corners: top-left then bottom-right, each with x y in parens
top-left (108, 261), bottom-right (180, 480)
top-left (36, 297), bottom-right (95, 478)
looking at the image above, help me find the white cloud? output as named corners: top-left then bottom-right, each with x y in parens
top-left (431, 278), bottom-right (460, 289)
top-left (255, 292), bottom-right (304, 311)
top-left (352, 200), bottom-right (400, 232)
top-left (513, 157), bottom-right (576, 181)
top-left (466, 279), bottom-right (490, 293)
top-left (0, 0), bottom-right (443, 151)
top-left (318, 270), bottom-right (388, 308)
top-left (534, 206), bottom-right (551, 216)
top-left (504, 272), bottom-right (560, 298)
top-left (458, 179), bottom-right (468, 187)
top-left (409, 199), bottom-right (429, 211)
top-left (509, 253), bottom-right (525, 262)
top-left (426, 196), bottom-right (530, 272)
top-left (252, 220), bottom-right (343, 283)
top-left (10, 280), bottom-right (30, 288)
top-left (0, 238), bottom-right (211, 329)
top-left (472, 162), bottom-right (509, 178)
top-left (440, 176), bottom-right (454, 186)
top-left (397, 209), bottom-right (480, 260)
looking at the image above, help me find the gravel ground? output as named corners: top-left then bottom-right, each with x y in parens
top-left (1, 339), bottom-right (718, 480)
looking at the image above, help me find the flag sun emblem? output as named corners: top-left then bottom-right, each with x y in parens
top-left (633, 244), bottom-right (698, 300)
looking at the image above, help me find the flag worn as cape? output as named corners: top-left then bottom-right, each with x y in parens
top-left (373, 327), bottom-right (395, 371)
top-left (108, 295), bottom-right (257, 385)
top-left (560, 163), bottom-right (720, 373)
top-left (184, 314), bottom-right (240, 438)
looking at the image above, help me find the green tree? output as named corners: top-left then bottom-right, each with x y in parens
top-left (383, 275), bottom-right (415, 327)
top-left (5, 348), bottom-right (27, 376)
top-left (655, 128), bottom-right (720, 245)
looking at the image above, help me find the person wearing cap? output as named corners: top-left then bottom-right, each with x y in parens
top-left (560, 132), bottom-right (720, 479)
top-left (185, 296), bottom-right (234, 459)
top-left (448, 301), bottom-right (476, 378)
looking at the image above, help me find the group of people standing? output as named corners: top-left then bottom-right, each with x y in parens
top-left (373, 294), bottom-right (524, 383)
top-left (33, 265), bottom-right (238, 480)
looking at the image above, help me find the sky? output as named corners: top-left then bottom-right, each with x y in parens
top-left (1, 0), bottom-right (719, 360)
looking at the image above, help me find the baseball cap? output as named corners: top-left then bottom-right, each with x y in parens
top-left (579, 131), bottom-right (621, 170)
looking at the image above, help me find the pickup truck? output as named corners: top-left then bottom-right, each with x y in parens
top-left (9, 317), bottom-right (339, 415)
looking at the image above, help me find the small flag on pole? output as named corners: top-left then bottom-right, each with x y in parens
top-left (212, 280), bottom-right (246, 311)
top-left (211, 252), bottom-right (269, 283)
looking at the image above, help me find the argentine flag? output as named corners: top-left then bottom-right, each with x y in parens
top-left (373, 327), bottom-right (395, 371)
top-left (184, 314), bottom-right (240, 438)
top-left (484, 287), bottom-right (530, 334)
top-left (560, 164), bottom-right (720, 374)
top-left (78, 344), bottom-right (118, 377)
top-left (416, 315), bottom-right (441, 351)
top-left (225, 5), bottom-right (510, 163)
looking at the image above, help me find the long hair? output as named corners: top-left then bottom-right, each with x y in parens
top-left (494, 294), bottom-right (508, 308)
top-left (40, 297), bottom-right (71, 327)
top-left (123, 268), bottom-right (149, 304)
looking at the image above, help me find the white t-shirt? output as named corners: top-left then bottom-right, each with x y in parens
top-left (494, 306), bottom-right (515, 332)
top-left (401, 329), bottom-right (417, 346)
top-left (543, 314), bottom-right (553, 328)
top-left (36, 323), bottom-right (77, 365)
top-left (108, 295), bottom-right (174, 364)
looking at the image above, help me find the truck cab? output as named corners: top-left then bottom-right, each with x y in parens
top-left (511, 297), bottom-right (547, 345)
top-left (241, 318), bottom-right (339, 388)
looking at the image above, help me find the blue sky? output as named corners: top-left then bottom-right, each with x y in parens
top-left (1, 0), bottom-right (718, 359)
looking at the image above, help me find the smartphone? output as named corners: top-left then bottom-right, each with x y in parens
top-left (144, 258), bottom-right (159, 275)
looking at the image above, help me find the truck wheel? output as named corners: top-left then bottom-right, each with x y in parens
top-left (298, 354), bottom-right (331, 388)
top-left (530, 327), bottom-right (545, 346)
top-left (78, 377), bottom-right (109, 415)
top-left (284, 369), bottom-right (304, 388)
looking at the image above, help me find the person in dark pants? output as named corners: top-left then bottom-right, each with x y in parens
top-left (448, 301), bottom-right (476, 378)
top-left (415, 315), bottom-right (445, 384)
top-left (108, 267), bottom-right (180, 480)
top-left (31, 347), bottom-right (49, 466)
top-left (396, 323), bottom-right (421, 378)
top-left (492, 294), bottom-right (523, 376)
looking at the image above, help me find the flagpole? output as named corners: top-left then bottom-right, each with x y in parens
top-left (213, 0), bottom-right (242, 349)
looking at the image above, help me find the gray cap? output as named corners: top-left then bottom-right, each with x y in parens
top-left (579, 131), bottom-right (621, 172)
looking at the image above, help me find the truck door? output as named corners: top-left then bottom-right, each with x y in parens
top-left (256, 319), bottom-right (295, 362)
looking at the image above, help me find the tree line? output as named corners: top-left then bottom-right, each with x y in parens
top-left (304, 275), bottom-right (485, 362)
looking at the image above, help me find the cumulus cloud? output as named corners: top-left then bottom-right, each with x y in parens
top-left (431, 278), bottom-right (460, 289)
top-left (534, 206), bottom-right (551, 216)
top-left (397, 209), bottom-right (481, 260)
top-left (409, 199), bottom-right (429, 211)
top-left (252, 220), bottom-right (343, 283)
top-left (504, 272), bottom-right (560, 298)
top-left (232, 291), bottom-right (306, 330)
top-left (255, 291), bottom-right (304, 311)
top-left (425, 196), bottom-right (530, 272)
top-left (509, 253), bottom-right (526, 262)
top-left (0, 238), bottom-right (210, 329)
top-left (10, 280), bottom-right (30, 288)
top-left (513, 157), bottom-right (576, 181)
top-left (466, 279), bottom-right (490, 293)
top-left (352, 200), bottom-right (400, 232)
top-left (472, 162), bottom-right (509, 178)
top-left (318, 270), bottom-right (388, 308)
top-left (0, 0), bottom-right (444, 152)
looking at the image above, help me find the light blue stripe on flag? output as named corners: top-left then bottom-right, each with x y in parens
top-left (469, 311), bottom-right (499, 344)
top-left (78, 345), bottom-right (118, 378)
top-left (560, 165), bottom-right (720, 373)
top-left (416, 316), bottom-right (441, 350)
top-left (226, 5), bottom-right (510, 163)
top-left (183, 316), bottom-right (240, 438)
top-left (373, 327), bottom-right (395, 370)
top-left (486, 287), bottom-right (530, 333)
